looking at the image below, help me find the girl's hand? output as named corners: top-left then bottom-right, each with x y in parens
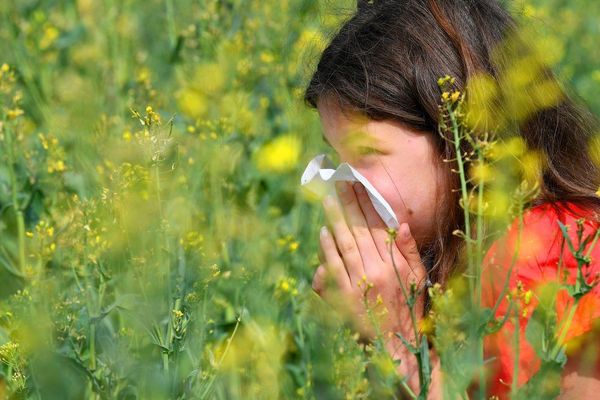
top-left (311, 180), bottom-right (429, 344)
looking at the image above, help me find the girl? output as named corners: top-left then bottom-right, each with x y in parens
top-left (305, 0), bottom-right (600, 398)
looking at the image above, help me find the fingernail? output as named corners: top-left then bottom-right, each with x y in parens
top-left (335, 181), bottom-right (347, 194)
top-left (320, 226), bottom-right (329, 237)
top-left (353, 182), bottom-right (364, 193)
top-left (402, 223), bottom-right (411, 239)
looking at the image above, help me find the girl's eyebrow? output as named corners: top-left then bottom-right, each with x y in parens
top-left (321, 130), bottom-right (380, 148)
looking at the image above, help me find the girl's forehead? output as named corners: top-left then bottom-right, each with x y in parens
top-left (317, 99), bottom-right (369, 134)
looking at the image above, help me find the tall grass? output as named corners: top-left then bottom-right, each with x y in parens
top-left (0, 1), bottom-right (599, 399)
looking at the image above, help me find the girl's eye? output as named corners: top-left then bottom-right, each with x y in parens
top-left (357, 146), bottom-right (382, 156)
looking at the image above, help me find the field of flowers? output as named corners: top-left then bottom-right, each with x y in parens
top-left (1, 0), bottom-right (600, 399)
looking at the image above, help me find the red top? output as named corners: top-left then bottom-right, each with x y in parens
top-left (481, 201), bottom-right (600, 398)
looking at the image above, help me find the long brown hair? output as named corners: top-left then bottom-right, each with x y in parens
top-left (303, 0), bottom-right (600, 311)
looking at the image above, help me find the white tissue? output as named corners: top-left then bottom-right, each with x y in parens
top-left (300, 154), bottom-right (400, 229)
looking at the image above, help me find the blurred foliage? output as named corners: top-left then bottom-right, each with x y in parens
top-left (0, 0), bottom-right (598, 399)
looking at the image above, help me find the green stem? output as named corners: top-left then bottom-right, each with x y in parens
top-left (151, 129), bottom-right (173, 375)
top-left (90, 323), bottom-right (97, 371)
top-left (387, 239), bottom-right (422, 398)
top-left (475, 153), bottom-right (484, 306)
top-left (363, 290), bottom-right (416, 399)
top-left (165, 0), bottom-right (177, 48)
top-left (8, 44), bottom-right (50, 124)
top-left (584, 227), bottom-right (600, 259)
top-left (448, 103), bottom-right (474, 294)
top-left (200, 315), bottom-right (242, 398)
top-left (5, 123), bottom-right (26, 274)
top-left (162, 351), bottom-right (169, 372)
top-left (490, 204), bottom-right (525, 318)
top-left (476, 147), bottom-right (486, 399)
top-left (510, 308), bottom-right (520, 397)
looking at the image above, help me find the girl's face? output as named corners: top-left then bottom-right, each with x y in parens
top-left (316, 96), bottom-right (445, 247)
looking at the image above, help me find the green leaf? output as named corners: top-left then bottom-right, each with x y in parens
top-left (394, 332), bottom-right (418, 354)
top-left (417, 336), bottom-right (431, 400)
top-left (557, 220), bottom-right (576, 254)
top-left (525, 307), bottom-right (547, 359)
top-left (513, 359), bottom-right (563, 399)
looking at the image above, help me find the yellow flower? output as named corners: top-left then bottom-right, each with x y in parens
top-left (7, 108), bottom-right (24, 120)
top-left (418, 315), bottom-right (435, 336)
top-left (190, 63), bottom-right (227, 96)
top-left (51, 160), bottom-right (66, 173)
top-left (469, 162), bottom-right (493, 184)
top-left (520, 150), bottom-right (543, 187)
top-left (177, 88), bottom-right (208, 120)
top-left (450, 90), bottom-right (461, 102)
top-left (39, 25), bottom-right (59, 50)
top-left (437, 75), bottom-right (455, 87)
top-left (294, 29), bottom-right (327, 55)
top-left (254, 134), bottom-right (301, 173)
top-left (276, 277), bottom-right (298, 297)
top-left (464, 72), bottom-right (500, 131)
top-left (259, 51), bottom-right (274, 64)
top-left (489, 136), bottom-right (526, 161)
top-left (122, 130), bottom-right (132, 142)
top-left (523, 5), bottom-right (537, 18)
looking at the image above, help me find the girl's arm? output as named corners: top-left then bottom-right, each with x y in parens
top-left (558, 344), bottom-right (600, 399)
top-left (559, 373), bottom-right (600, 399)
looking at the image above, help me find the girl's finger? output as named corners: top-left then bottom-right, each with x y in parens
top-left (395, 222), bottom-right (427, 285)
top-left (335, 181), bottom-right (382, 265)
top-left (322, 195), bottom-right (365, 286)
top-left (312, 264), bottom-right (328, 295)
top-left (318, 243), bottom-right (325, 265)
top-left (319, 226), bottom-right (352, 292)
top-left (352, 182), bottom-right (402, 264)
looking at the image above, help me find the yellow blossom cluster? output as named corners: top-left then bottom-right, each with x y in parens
top-left (463, 27), bottom-right (564, 133)
top-left (275, 276), bottom-right (299, 297)
top-left (0, 63), bottom-right (15, 93)
top-left (186, 117), bottom-right (233, 141)
top-left (38, 133), bottom-right (67, 174)
top-left (0, 63), bottom-right (25, 122)
top-left (177, 62), bottom-right (227, 120)
top-left (254, 134), bottom-right (302, 173)
top-left (39, 25), bottom-right (59, 50)
top-left (276, 234), bottom-right (299, 253)
top-left (505, 280), bottom-right (534, 318)
top-left (179, 230), bottom-right (205, 251)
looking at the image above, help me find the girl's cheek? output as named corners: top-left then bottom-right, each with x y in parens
top-left (362, 173), bottom-right (407, 215)
top-left (379, 178), bottom-right (416, 220)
